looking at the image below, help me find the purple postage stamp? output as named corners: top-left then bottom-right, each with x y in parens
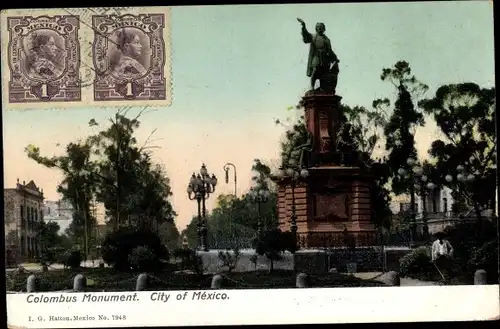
top-left (92, 13), bottom-right (167, 102)
top-left (6, 15), bottom-right (81, 103)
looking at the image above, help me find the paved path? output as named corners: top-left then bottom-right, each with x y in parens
top-left (353, 272), bottom-right (440, 286)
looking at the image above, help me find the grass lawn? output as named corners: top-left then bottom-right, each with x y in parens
top-left (6, 267), bottom-right (384, 292)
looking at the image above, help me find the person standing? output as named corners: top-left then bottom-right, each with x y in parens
top-left (431, 231), bottom-right (454, 281)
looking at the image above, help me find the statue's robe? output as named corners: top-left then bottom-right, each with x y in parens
top-left (301, 27), bottom-right (338, 77)
top-left (29, 57), bottom-right (63, 80)
top-left (112, 55), bottom-right (148, 79)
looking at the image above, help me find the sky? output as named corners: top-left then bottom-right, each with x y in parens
top-left (2, 2), bottom-right (496, 230)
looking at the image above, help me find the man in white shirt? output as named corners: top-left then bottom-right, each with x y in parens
top-left (431, 231), bottom-right (454, 281)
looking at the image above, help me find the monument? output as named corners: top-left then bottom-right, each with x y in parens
top-left (275, 19), bottom-right (378, 248)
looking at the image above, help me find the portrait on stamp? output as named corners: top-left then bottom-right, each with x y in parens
top-left (92, 14), bottom-right (167, 101)
top-left (6, 15), bottom-right (81, 103)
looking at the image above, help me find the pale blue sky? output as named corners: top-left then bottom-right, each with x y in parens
top-left (3, 2), bottom-right (495, 229)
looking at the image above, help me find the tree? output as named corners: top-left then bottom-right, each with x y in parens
top-left (182, 159), bottom-right (279, 250)
top-left (158, 221), bottom-right (181, 252)
top-left (254, 228), bottom-right (290, 273)
top-left (89, 109), bottom-right (176, 230)
top-left (373, 61), bottom-right (428, 195)
top-left (26, 109), bottom-right (178, 255)
top-left (35, 221), bottom-right (69, 267)
top-left (26, 142), bottom-right (98, 258)
top-left (419, 83), bottom-right (496, 221)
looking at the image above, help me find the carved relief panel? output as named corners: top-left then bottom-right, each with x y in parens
top-left (313, 192), bottom-right (349, 220)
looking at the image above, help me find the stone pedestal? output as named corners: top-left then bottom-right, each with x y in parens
top-left (302, 91), bottom-right (343, 166)
top-left (277, 167), bottom-right (377, 247)
top-left (277, 91), bottom-right (378, 247)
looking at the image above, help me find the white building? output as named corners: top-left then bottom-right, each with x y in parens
top-left (43, 200), bottom-right (73, 234)
top-left (390, 185), bottom-right (495, 234)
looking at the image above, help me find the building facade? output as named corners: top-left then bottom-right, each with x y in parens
top-left (4, 179), bottom-right (45, 264)
top-left (391, 186), bottom-right (495, 235)
top-left (43, 199), bottom-right (73, 235)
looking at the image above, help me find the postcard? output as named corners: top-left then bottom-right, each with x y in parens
top-left (3, 2), bottom-right (499, 328)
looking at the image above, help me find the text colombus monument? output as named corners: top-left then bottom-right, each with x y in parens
top-left (275, 19), bottom-right (377, 248)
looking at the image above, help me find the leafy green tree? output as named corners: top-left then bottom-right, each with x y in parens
top-left (182, 216), bottom-right (200, 248)
top-left (89, 109), bottom-right (176, 230)
top-left (182, 159), bottom-right (278, 249)
top-left (254, 228), bottom-right (291, 273)
top-left (373, 61), bottom-right (428, 195)
top-left (35, 221), bottom-right (70, 266)
top-left (26, 142), bottom-right (98, 258)
top-left (158, 221), bottom-right (181, 252)
top-left (26, 109), bottom-right (178, 257)
top-left (419, 83), bottom-right (496, 221)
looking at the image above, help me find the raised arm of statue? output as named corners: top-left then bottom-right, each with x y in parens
top-left (297, 17), bottom-right (312, 43)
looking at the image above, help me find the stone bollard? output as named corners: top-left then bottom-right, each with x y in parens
top-left (383, 271), bottom-right (400, 286)
top-left (211, 274), bottom-right (223, 289)
top-left (27, 274), bottom-right (38, 293)
top-left (136, 273), bottom-right (148, 291)
top-left (73, 274), bottom-right (87, 292)
top-left (474, 269), bottom-right (487, 285)
top-left (296, 273), bottom-right (309, 288)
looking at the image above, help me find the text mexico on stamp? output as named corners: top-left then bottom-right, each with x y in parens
top-left (1, 7), bottom-right (172, 110)
top-left (93, 13), bottom-right (167, 102)
top-left (5, 15), bottom-right (81, 104)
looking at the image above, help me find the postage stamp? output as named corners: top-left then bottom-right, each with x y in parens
top-left (5, 15), bottom-right (81, 104)
top-left (0, 7), bottom-right (172, 110)
top-left (92, 13), bottom-right (167, 102)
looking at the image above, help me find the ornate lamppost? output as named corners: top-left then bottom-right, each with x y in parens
top-left (275, 166), bottom-right (309, 249)
top-left (187, 164), bottom-right (217, 251)
top-left (397, 157), bottom-right (436, 244)
top-left (249, 188), bottom-right (271, 237)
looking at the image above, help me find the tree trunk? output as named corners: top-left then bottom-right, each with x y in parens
top-left (269, 259), bottom-right (274, 273)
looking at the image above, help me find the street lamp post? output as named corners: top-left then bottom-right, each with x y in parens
top-left (187, 164), bottom-right (217, 251)
top-left (249, 188), bottom-right (271, 237)
top-left (275, 166), bottom-right (309, 250)
top-left (223, 163), bottom-right (237, 247)
top-left (223, 163), bottom-right (237, 197)
top-left (397, 158), bottom-right (436, 245)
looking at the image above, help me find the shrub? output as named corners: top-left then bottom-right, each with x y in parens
top-left (61, 250), bottom-right (83, 270)
top-left (178, 249), bottom-right (205, 276)
top-left (399, 246), bottom-right (438, 281)
top-left (444, 220), bottom-right (498, 275)
top-left (217, 247), bottom-right (241, 272)
top-left (101, 228), bottom-right (169, 271)
top-left (249, 253), bottom-right (258, 271)
top-left (468, 239), bottom-right (498, 283)
top-left (40, 246), bottom-right (66, 267)
top-left (128, 246), bottom-right (157, 272)
top-left (173, 248), bottom-right (191, 262)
